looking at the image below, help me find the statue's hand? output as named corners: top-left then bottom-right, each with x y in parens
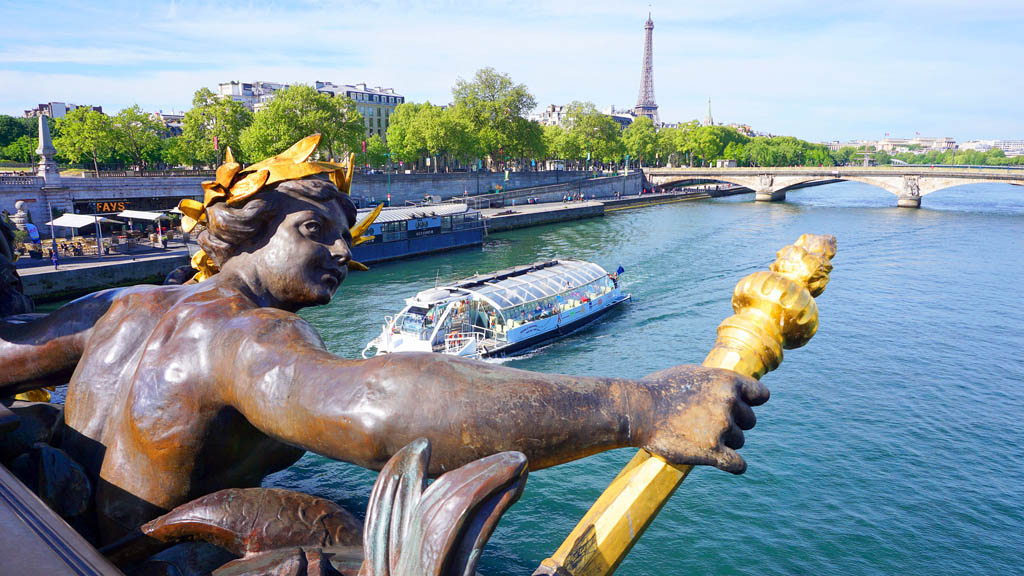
top-left (637, 365), bottom-right (769, 474)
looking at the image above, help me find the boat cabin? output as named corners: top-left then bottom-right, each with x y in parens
top-left (372, 260), bottom-right (627, 358)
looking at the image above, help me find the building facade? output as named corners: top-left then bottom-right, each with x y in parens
top-left (875, 136), bottom-right (956, 153)
top-left (960, 139), bottom-right (1024, 157)
top-left (151, 111), bottom-right (184, 137)
top-left (314, 81), bottom-right (405, 140)
top-left (216, 80), bottom-right (404, 139)
top-left (217, 81), bottom-right (290, 112)
top-left (24, 102), bottom-right (103, 119)
top-left (533, 104), bottom-right (569, 127)
top-left (603, 106), bottom-right (635, 129)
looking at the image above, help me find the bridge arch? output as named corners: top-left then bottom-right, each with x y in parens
top-left (647, 167), bottom-right (1024, 208)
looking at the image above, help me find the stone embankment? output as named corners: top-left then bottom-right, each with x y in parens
top-left (19, 249), bottom-right (191, 302)
top-left (0, 171), bottom-right (612, 217)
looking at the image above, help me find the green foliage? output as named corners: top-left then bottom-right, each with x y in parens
top-left (53, 107), bottom-right (115, 173)
top-left (831, 146), bottom-right (859, 165)
top-left (385, 101), bottom-right (485, 170)
top-left (356, 134), bottom-right (389, 169)
top-left (0, 115), bottom-right (29, 148)
top-left (541, 125), bottom-right (570, 160)
top-left (451, 68), bottom-right (541, 165)
top-left (112, 105), bottom-right (165, 169)
top-left (385, 102), bottom-right (430, 164)
top-left (564, 102), bottom-right (623, 165)
top-left (1, 135), bottom-right (35, 163)
top-left (181, 88), bottom-right (253, 165)
top-left (240, 85), bottom-right (363, 162)
top-left (159, 136), bottom-right (194, 168)
top-left (622, 116), bottom-right (657, 166)
top-left (439, 105), bottom-right (485, 164)
top-left (884, 147), bottom-right (1023, 166)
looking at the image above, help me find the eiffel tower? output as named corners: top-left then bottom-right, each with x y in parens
top-left (633, 13), bottom-right (659, 125)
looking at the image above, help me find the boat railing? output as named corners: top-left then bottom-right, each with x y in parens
top-left (444, 330), bottom-right (485, 354)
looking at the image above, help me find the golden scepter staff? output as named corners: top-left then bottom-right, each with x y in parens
top-left (535, 233), bottom-right (837, 576)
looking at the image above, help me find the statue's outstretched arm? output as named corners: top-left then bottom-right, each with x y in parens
top-left (0, 290), bottom-right (117, 395)
top-left (219, 309), bottom-right (767, 475)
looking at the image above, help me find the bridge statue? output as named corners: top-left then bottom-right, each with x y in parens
top-left (1, 134), bottom-right (776, 575)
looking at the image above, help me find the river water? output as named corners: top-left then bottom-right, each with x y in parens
top-left (265, 181), bottom-right (1023, 575)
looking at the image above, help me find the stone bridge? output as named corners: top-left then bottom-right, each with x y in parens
top-left (644, 166), bottom-right (1024, 207)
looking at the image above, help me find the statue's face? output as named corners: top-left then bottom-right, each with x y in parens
top-left (242, 182), bottom-right (353, 309)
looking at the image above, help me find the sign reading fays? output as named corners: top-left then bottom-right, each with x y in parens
top-left (94, 201), bottom-right (127, 213)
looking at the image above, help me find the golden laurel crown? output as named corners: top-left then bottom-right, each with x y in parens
top-left (177, 134), bottom-right (382, 281)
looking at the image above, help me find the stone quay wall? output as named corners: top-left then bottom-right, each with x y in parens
top-left (22, 254), bottom-right (191, 301)
top-left (465, 173), bottom-right (642, 208)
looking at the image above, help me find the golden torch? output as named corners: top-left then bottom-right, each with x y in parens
top-left (535, 233), bottom-right (837, 576)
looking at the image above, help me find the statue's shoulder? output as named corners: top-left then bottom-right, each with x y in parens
top-left (220, 306), bottom-right (326, 350)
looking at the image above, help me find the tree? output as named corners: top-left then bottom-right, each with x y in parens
top-left (53, 107), bottom-right (115, 174)
top-left (159, 136), bottom-right (193, 168)
top-left (722, 141), bottom-right (744, 163)
top-left (1, 135), bottom-right (34, 163)
top-left (240, 85), bottom-right (363, 161)
top-left (655, 120), bottom-right (699, 166)
top-left (691, 128), bottom-right (723, 166)
top-left (181, 88), bottom-right (253, 166)
top-left (451, 68), bottom-right (537, 168)
top-left (439, 106), bottom-right (484, 166)
top-left (563, 102), bottom-right (623, 168)
top-left (830, 146), bottom-right (858, 166)
top-left (112, 105), bottom-right (164, 169)
top-left (0, 115), bottom-right (29, 149)
top-left (542, 125), bottom-right (570, 162)
top-left (385, 102), bottom-right (430, 165)
top-left (356, 134), bottom-right (389, 169)
top-left (505, 117), bottom-right (544, 166)
top-left (622, 116), bottom-right (657, 166)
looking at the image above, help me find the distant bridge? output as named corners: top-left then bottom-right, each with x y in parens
top-left (644, 166), bottom-right (1024, 207)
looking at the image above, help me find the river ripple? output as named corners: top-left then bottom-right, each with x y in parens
top-left (268, 181), bottom-right (1023, 575)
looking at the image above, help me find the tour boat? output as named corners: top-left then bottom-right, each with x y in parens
top-left (362, 259), bottom-right (630, 359)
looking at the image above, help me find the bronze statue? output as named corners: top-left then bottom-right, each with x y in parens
top-left (1, 136), bottom-right (767, 574)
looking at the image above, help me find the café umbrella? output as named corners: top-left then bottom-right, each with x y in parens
top-left (117, 209), bottom-right (169, 247)
top-left (45, 213), bottom-right (121, 257)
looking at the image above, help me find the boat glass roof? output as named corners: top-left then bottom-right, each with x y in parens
top-left (452, 260), bottom-right (608, 309)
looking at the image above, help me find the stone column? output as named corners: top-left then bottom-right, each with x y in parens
top-left (897, 176), bottom-right (921, 208)
top-left (35, 115), bottom-right (62, 188)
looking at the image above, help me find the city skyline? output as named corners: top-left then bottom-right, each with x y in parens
top-left (1, 0), bottom-right (1022, 142)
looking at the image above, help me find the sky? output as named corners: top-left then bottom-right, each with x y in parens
top-left (0, 0), bottom-right (1021, 142)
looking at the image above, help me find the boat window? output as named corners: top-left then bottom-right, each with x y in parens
top-left (431, 307), bottom-right (455, 348)
top-left (400, 312), bottom-right (424, 334)
top-left (455, 260), bottom-right (614, 315)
